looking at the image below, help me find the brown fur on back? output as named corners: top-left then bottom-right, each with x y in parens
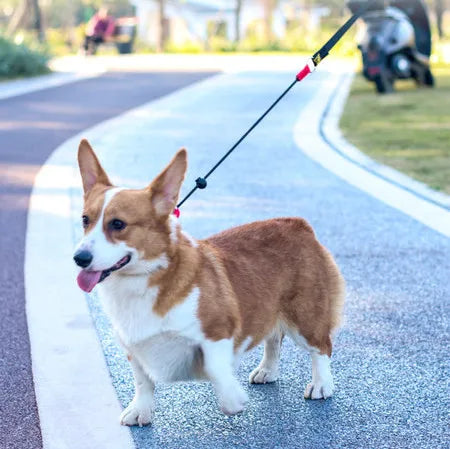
top-left (196, 243), bottom-right (241, 342)
top-left (202, 218), bottom-right (345, 356)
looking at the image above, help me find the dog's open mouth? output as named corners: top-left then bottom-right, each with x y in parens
top-left (76, 255), bottom-right (131, 293)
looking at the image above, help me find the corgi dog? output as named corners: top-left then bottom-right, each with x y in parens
top-left (74, 139), bottom-right (345, 427)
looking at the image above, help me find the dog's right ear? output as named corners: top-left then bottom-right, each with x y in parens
top-left (78, 139), bottom-right (112, 195)
top-left (149, 149), bottom-right (187, 217)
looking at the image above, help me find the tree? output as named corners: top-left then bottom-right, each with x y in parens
top-left (235, 0), bottom-right (243, 43)
top-left (435, 0), bottom-right (444, 38)
top-left (5, 0), bottom-right (26, 36)
top-left (30, 0), bottom-right (45, 42)
top-left (424, 0), bottom-right (448, 39)
top-left (5, 0), bottom-right (45, 42)
top-left (262, 0), bottom-right (277, 42)
top-left (156, 0), bottom-right (167, 52)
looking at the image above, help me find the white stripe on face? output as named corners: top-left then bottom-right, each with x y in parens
top-left (76, 187), bottom-right (132, 271)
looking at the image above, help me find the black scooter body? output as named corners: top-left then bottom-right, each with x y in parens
top-left (348, 0), bottom-right (434, 93)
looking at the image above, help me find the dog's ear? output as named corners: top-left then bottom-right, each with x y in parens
top-left (78, 139), bottom-right (112, 195)
top-left (149, 149), bottom-right (187, 217)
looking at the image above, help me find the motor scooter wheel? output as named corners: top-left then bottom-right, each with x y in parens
top-left (374, 73), bottom-right (394, 94)
top-left (424, 68), bottom-right (435, 87)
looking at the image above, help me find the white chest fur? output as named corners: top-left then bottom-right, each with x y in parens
top-left (99, 274), bottom-right (202, 345)
top-left (98, 275), bottom-right (205, 382)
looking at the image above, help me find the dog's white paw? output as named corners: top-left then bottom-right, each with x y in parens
top-left (249, 366), bottom-right (279, 384)
top-left (219, 384), bottom-right (249, 415)
top-left (304, 379), bottom-right (334, 400)
top-left (120, 398), bottom-right (154, 427)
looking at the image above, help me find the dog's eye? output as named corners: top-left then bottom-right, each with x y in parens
top-left (82, 215), bottom-right (89, 228)
top-left (109, 219), bottom-right (126, 231)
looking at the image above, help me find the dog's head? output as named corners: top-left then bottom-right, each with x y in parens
top-left (73, 139), bottom-right (187, 292)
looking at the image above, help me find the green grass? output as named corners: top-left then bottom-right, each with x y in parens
top-left (340, 67), bottom-right (450, 194)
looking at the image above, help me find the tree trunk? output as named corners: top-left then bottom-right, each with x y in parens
top-left (30, 0), bottom-right (45, 42)
top-left (263, 0), bottom-right (276, 42)
top-left (5, 0), bottom-right (45, 42)
top-left (157, 0), bottom-right (167, 52)
top-left (235, 0), bottom-right (243, 43)
top-left (5, 0), bottom-right (27, 37)
top-left (435, 0), bottom-right (444, 39)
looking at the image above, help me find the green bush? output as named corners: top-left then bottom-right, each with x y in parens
top-left (165, 40), bottom-right (204, 53)
top-left (209, 36), bottom-right (237, 52)
top-left (0, 36), bottom-right (50, 79)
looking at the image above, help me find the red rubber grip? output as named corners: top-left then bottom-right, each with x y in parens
top-left (296, 64), bottom-right (312, 82)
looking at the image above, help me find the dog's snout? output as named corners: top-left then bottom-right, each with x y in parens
top-left (73, 250), bottom-right (93, 268)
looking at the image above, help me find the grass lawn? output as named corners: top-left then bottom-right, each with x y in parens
top-left (340, 67), bottom-right (450, 195)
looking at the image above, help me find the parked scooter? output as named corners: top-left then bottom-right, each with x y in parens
top-left (348, 0), bottom-right (434, 93)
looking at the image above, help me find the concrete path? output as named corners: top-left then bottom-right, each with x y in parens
top-left (0, 70), bottom-right (216, 449)
top-left (25, 63), bottom-right (449, 448)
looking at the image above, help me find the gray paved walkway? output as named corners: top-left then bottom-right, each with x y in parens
top-left (70, 70), bottom-right (449, 448)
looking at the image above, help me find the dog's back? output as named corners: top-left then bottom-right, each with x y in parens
top-left (205, 217), bottom-right (345, 355)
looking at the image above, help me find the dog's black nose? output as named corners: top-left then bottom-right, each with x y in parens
top-left (73, 250), bottom-right (93, 268)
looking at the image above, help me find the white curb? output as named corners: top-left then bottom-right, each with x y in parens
top-left (294, 70), bottom-right (450, 238)
top-left (0, 69), bottom-right (105, 101)
top-left (322, 72), bottom-right (450, 210)
top-left (25, 143), bottom-right (135, 449)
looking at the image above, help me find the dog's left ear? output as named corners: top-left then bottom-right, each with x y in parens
top-left (78, 139), bottom-right (112, 195)
top-left (149, 149), bottom-right (187, 217)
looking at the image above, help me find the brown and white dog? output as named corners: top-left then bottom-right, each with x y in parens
top-left (74, 139), bottom-right (345, 427)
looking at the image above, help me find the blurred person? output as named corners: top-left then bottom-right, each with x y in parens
top-left (82, 7), bottom-right (116, 55)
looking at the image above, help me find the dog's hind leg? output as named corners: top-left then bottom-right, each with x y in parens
top-left (249, 327), bottom-right (283, 384)
top-left (303, 342), bottom-right (334, 400)
top-left (285, 326), bottom-right (335, 400)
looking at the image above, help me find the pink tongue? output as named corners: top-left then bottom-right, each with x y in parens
top-left (77, 270), bottom-right (102, 292)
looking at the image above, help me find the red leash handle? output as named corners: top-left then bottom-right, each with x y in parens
top-left (296, 59), bottom-right (316, 82)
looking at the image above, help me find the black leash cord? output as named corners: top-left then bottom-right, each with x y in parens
top-left (176, 79), bottom-right (298, 208)
top-left (176, 3), bottom-right (369, 210)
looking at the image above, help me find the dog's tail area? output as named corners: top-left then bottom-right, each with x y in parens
top-left (326, 252), bottom-right (346, 336)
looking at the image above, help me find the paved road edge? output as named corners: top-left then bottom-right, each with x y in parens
top-left (0, 68), bottom-right (105, 101)
top-left (294, 71), bottom-right (450, 238)
top-left (25, 138), bottom-right (135, 448)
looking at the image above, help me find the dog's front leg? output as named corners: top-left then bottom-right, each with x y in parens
top-left (120, 355), bottom-right (155, 427)
top-left (202, 339), bottom-right (248, 415)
